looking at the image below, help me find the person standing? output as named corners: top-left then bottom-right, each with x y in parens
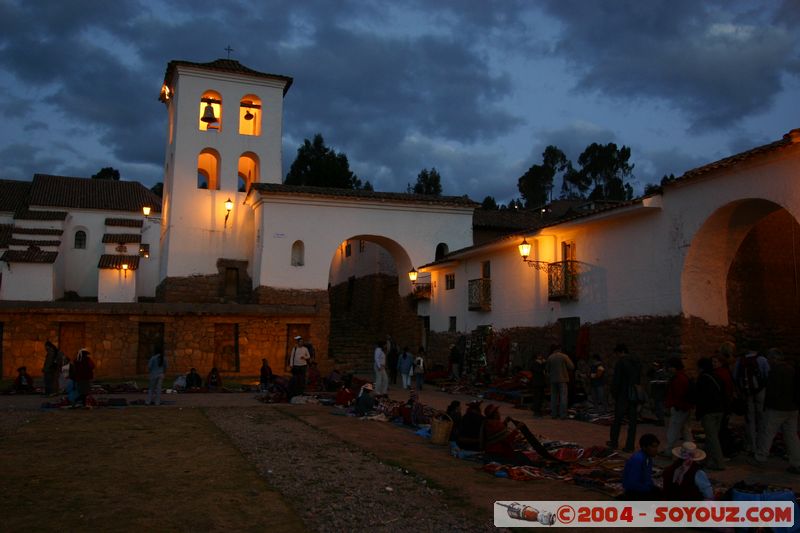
top-left (72, 348), bottom-right (95, 407)
top-left (42, 341), bottom-right (59, 395)
top-left (374, 341), bottom-right (388, 395)
top-left (609, 343), bottom-right (642, 452)
top-left (413, 347), bottom-right (426, 391)
top-left (259, 358), bottom-right (273, 392)
top-left (546, 344), bottom-right (573, 419)
top-left (290, 335), bottom-right (311, 395)
top-left (695, 357), bottom-right (726, 471)
top-left (385, 335), bottom-right (399, 386)
top-left (146, 348), bottom-right (167, 406)
top-left (397, 347), bottom-right (414, 389)
top-left (751, 349), bottom-right (800, 474)
top-left (589, 353), bottom-right (606, 412)
top-left (664, 357), bottom-right (694, 453)
top-left (733, 340), bottom-right (769, 454)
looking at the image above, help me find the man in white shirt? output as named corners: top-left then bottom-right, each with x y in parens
top-left (290, 335), bottom-right (311, 395)
top-left (374, 341), bottom-right (388, 395)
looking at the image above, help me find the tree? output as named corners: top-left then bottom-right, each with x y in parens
top-left (481, 196), bottom-right (499, 210)
top-left (518, 146), bottom-right (571, 207)
top-left (412, 168), bottom-right (442, 196)
top-left (285, 134), bottom-right (366, 189)
top-left (150, 182), bottom-right (163, 197)
top-left (577, 143), bottom-right (634, 201)
top-left (92, 167), bottom-right (120, 180)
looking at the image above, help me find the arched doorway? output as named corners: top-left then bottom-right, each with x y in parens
top-left (682, 199), bottom-right (800, 353)
top-left (327, 235), bottom-right (423, 372)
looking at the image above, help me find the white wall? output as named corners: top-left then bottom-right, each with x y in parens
top-left (98, 268), bottom-right (137, 302)
top-left (251, 194), bottom-right (474, 294)
top-left (329, 240), bottom-right (398, 286)
top-left (2, 263), bottom-right (55, 301)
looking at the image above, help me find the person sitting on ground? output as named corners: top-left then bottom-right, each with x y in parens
top-left (456, 400), bottom-right (485, 451)
top-left (324, 368), bottom-right (342, 392)
top-left (483, 404), bottom-right (531, 465)
top-left (662, 442), bottom-right (714, 500)
top-left (13, 366), bottom-right (35, 393)
top-left (185, 368), bottom-right (202, 390)
top-left (446, 400), bottom-right (462, 442)
top-left (335, 382), bottom-right (356, 406)
top-left (306, 361), bottom-right (321, 391)
top-left (206, 367), bottom-right (223, 392)
top-left (355, 383), bottom-right (376, 416)
top-left (621, 433), bottom-right (662, 500)
top-left (259, 359), bottom-right (273, 392)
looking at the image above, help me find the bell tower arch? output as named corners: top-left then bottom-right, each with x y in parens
top-left (157, 59), bottom-right (292, 283)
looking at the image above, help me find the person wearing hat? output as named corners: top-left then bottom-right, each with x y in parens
top-left (13, 366), bottom-right (35, 394)
top-left (72, 348), bottom-right (95, 407)
top-left (483, 404), bottom-right (529, 464)
top-left (289, 335), bottom-right (311, 395)
top-left (662, 442), bottom-right (713, 500)
top-left (456, 400), bottom-right (485, 451)
top-left (355, 383), bottom-right (376, 415)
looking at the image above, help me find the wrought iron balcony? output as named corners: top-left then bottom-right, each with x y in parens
top-left (548, 260), bottom-right (579, 301)
top-left (412, 282), bottom-right (432, 300)
top-left (468, 278), bottom-right (491, 311)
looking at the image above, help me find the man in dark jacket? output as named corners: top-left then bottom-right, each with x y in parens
top-left (664, 357), bottom-right (693, 453)
top-left (695, 357), bottom-right (725, 470)
top-left (609, 344), bottom-right (642, 452)
top-left (751, 349), bottom-right (800, 474)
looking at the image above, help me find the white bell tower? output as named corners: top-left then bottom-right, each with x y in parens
top-left (157, 59), bottom-right (292, 282)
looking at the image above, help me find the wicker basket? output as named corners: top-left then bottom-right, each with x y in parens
top-left (430, 414), bottom-right (453, 445)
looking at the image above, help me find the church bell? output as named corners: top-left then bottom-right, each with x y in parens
top-left (201, 103), bottom-right (218, 124)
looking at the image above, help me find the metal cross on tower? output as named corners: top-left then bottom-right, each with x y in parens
top-left (225, 45), bottom-right (234, 59)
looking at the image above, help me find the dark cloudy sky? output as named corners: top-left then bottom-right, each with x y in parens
top-left (1, 1), bottom-right (798, 203)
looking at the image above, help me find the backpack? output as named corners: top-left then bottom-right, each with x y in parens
top-left (738, 355), bottom-right (765, 395)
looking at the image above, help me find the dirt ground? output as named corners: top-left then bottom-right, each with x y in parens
top-left (1, 384), bottom-right (798, 532)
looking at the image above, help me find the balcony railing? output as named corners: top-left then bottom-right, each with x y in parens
top-left (412, 282), bottom-right (432, 300)
top-left (548, 260), bottom-right (579, 301)
top-left (468, 278), bottom-right (491, 311)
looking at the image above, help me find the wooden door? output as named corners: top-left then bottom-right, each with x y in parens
top-left (214, 323), bottom-right (239, 372)
top-left (59, 322), bottom-right (85, 364)
top-left (137, 322), bottom-right (165, 374)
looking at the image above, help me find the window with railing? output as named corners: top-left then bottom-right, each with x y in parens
top-left (412, 282), bottom-right (432, 300)
top-left (468, 278), bottom-right (491, 311)
top-left (548, 260), bottom-right (579, 301)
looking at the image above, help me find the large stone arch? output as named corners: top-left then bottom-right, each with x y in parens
top-left (681, 199), bottom-right (783, 325)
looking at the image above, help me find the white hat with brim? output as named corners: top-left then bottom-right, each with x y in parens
top-left (294, 336), bottom-right (302, 340)
top-left (672, 441), bottom-right (706, 461)
top-left (362, 383), bottom-right (374, 391)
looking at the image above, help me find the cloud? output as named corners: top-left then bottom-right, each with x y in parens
top-left (539, 0), bottom-right (800, 132)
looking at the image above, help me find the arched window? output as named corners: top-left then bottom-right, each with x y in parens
top-left (237, 152), bottom-right (260, 192)
top-left (198, 90), bottom-right (222, 132)
top-left (238, 94), bottom-right (262, 136)
top-left (435, 243), bottom-right (449, 261)
top-left (74, 230), bottom-right (87, 249)
top-left (291, 240), bottom-right (304, 266)
top-left (197, 149), bottom-right (221, 190)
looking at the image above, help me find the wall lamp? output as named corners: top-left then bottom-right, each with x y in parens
top-left (518, 238), bottom-right (550, 273)
top-left (224, 198), bottom-right (233, 228)
top-left (120, 262), bottom-right (129, 278)
top-left (408, 268), bottom-right (418, 285)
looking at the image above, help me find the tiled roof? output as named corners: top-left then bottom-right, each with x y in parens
top-left (161, 59), bottom-right (293, 98)
top-left (675, 129), bottom-right (800, 184)
top-left (0, 224), bottom-right (12, 247)
top-left (28, 174), bottom-right (162, 213)
top-left (1, 248), bottom-right (58, 264)
top-left (15, 209), bottom-right (68, 221)
top-left (105, 218), bottom-right (144, 228)
top-left (101, 233), bottom-right (142, 244)
top-left (251, 183), bottom-right (479, 207)
top-left (12, 227), bottom-right (64, 235)
top-left (97, 254), bottom-right (140, 270)
top-left (9, 238), bottom-right (60, 247)
top-left (473, 209), bottom-right (549, 230)
top-left (0, 180), bottom-right (30, 212)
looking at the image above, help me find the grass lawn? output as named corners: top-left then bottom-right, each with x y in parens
top-left (0, 407), bottom-right (305, 533)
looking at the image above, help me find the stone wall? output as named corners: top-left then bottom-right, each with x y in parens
top-left (156, 258), bottom-right (253, 303)
top-left (328, 274), bottom-right (422, 372)
top-left (0, 294), bottom-right (330, 379)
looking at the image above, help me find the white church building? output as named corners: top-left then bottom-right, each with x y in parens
top-left (0, 57), bottom-right (797, 378)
